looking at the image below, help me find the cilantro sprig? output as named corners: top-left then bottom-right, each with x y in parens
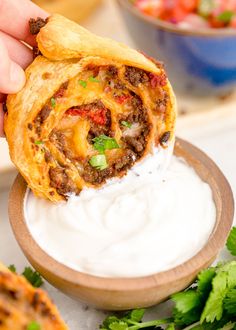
top-left (100, 227), bottom-right (236, 330)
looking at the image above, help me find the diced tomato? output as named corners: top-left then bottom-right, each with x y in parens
top-left (179, 0), bottom-right (198, 12)
top-left (149, 73), bottom-right (167, 88)
top-left (89, 109), bottom-right (107, 126)
top-left (66, 107), bottom-right (107, 126)
top-left (134, 0), bottom-right (236, 28)
top-left (65, 108), bottom-right (87, 116)
top-left (114, 94), bottom-right (132, 104)
top-left (209, 15), bottom-right (226, 28)
top-left (135, 0), bottom-right (161, 17)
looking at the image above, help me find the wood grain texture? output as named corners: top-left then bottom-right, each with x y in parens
top-left (8, 138), bottom-right (234, 310)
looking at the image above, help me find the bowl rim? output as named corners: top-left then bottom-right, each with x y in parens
top-left (117, 0), bottom-right (236, 37)
top-left (8, 137), bottom-right (234, 292)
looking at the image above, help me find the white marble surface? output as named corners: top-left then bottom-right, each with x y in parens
top-left (0, 0), bottom-right (236, 328)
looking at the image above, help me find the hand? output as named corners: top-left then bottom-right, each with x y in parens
top-left (0, 0), bottom-right (47, 137)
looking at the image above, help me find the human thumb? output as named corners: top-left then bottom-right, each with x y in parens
top-left (0, 37), bottom-right (25, 94)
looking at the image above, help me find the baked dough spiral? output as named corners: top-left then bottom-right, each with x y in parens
top-left (5, 14), bottom-right (176, 201)
top-left (0, 262), bottom-right (68, 330)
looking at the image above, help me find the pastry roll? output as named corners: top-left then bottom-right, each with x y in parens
top-left (0, 262), bottom-right (68, 330)
top-left (5, 14), bottom-right (176, 202)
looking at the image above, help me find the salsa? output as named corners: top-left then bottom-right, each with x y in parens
top-left (134, 0), bottom-right (236, 28)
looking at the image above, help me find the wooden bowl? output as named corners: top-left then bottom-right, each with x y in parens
top-left (8, 138), bottom-right (234, 310)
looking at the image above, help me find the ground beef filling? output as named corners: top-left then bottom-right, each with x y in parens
top-left (29, 17), bottom-right (48, 35)
top-left (33, 82), bottom-right (68, 135)
top-left (49, 166), bottom-right (79, 197)
top-left (125, 66), bottom-right (149, 87)
top-left (120, 95), bottom-right (151, 156)
top-left (82, 149), bottom-right (136, 185)
top-left (32, 46), bottom-right (42, 59)
top-left (49, 131), bottom-right (75, 161)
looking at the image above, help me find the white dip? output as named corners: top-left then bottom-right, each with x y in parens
top-left (25, 149), bottom-right (216, 278)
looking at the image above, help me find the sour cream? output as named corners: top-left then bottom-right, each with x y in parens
top-left (25, 149), bottom-right (216, 278)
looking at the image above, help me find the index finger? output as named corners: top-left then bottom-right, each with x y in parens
top-left (0, 0), bottom-right (48, 46)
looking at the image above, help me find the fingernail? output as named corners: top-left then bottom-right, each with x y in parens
top-left (9, 62), bottom-right (26, 91)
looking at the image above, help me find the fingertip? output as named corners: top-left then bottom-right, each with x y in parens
top-left (0, 104), bottom-right (5, 137)
top-left (9, 61), bottom-right (26, 93)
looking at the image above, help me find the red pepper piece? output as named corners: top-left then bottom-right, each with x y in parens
top-left (114, 94), bottom-right (131, 104)
top-left (149, 73), bottom-right (167, 88)
top-left (89, 108), bottom-right (107, 126)
top-left (65, 107), bottom-right (107, 126)
top-left (65, 108), bottom-right (87, 116)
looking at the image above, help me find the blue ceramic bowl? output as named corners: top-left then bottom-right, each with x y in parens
top-left (117, 0), bottom-right (236, 96)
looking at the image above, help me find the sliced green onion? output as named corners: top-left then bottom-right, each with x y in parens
top-left (121, 120), bottom-right (132, 128)
top-left (92, 134), bottom-right (119, 153)
top-left (217, 10), bottom-right (234, 24)
top-left (27, 321), bottom-right (41, 330)
top-left (89, 154), bottom-right (108, 170)
top-left (89, 76), bottom-right (100, 83)
top-left (78, 80), bottom-right (87, 88)
top-left (50, 97), bottom-right (56, 108)
top-left (34, 140), bottom-right (44, 145)
top-left (22, 266), bottom-right (44, 288)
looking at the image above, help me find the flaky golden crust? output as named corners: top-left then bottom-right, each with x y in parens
top-left (0, 262), bottom-right (68, 330)
top-left (5, 14), bottom-right (176, 201)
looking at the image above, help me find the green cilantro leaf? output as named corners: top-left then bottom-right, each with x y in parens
top-left (50, 97), bottom-right (56, 108)
top-left (217, 11), bottom-right (235, 24)
top-left (172, 290), bottom-right (202, 314)
top-left (129, 309), bottom-right (145, 322)
top-left (22, 267), bottom-right (44, 288)
top-left (89, 154), bottom-right (108, 170)
top-left (226, 227), bottom-right (236, 256)
top-left (200, 270), bottom-right (228, 323)
top-left (92, 135), bottom-right (119, 154)
top-left (8, 264), bottom-right (16, 273)
top-left (89, 76), bottom-right (100, 83)
top-left (78, 80), bottom-right (87, 88)
top-left (34, 140), bottom-right (44, 145)
top-left (27, 321), bottom-right (41, 330)
top-left (121, 121), bottom-right (132, 128)
top-left (224, 288), bottom-right (236, 315)
top-left (172, 290), bottom-right (202, 326)
top-left (197, 268), bottom-right (216, 298)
